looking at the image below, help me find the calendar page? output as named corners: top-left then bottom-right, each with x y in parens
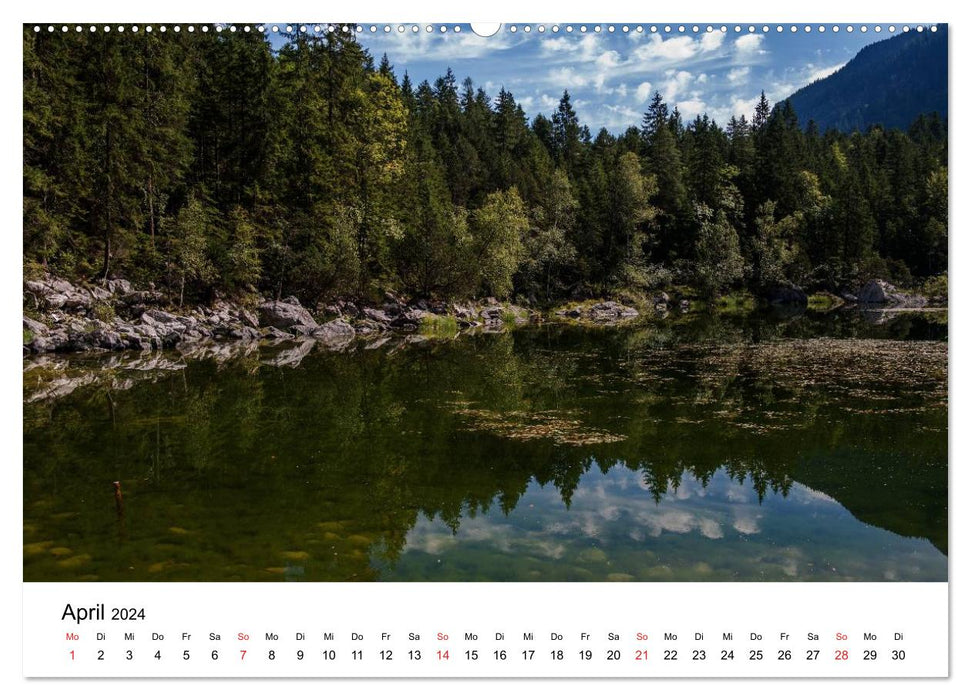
top-left (19, 0), bottom-right (954, 693)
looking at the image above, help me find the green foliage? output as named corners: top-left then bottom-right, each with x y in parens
top-left (214, 207), bottom-right (262, 293)
top-left (92, 301), bottom-right (116, 323)
top-left (694, 204), bottom-right (745, 298)
top-left (169, 195), bottom-right (216, 304)
top-left (418, 314), bottom-right (460, 337)
top-left (714, 291), bottom-right (757, 313)
top-left (920, 274), bottom-right (948, 300)
top-left (22, 28), bottom-right (947, 305)
top-left (751, 201), bottom-right (800, 290)
top-left (470, 188), bottom-right (529, 299)
top-left (807, 293), bottom-right (843, 312)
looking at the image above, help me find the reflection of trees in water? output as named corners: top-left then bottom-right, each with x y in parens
top-left (23, 315), bottom-right (947, 581)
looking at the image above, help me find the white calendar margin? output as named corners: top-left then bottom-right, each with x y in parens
top-left (6, 0), bottom-right (962, 697)
top-left (23, 582), bottom-right (949, 678)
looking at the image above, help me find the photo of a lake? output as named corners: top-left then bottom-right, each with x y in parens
top-left (23, 23), bottom-right (947, 583)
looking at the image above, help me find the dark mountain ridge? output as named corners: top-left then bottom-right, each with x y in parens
top-left (783, 25), bottom-right (947, 131)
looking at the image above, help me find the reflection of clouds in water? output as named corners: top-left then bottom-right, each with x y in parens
top-left (791, 484), bottom-right (839, 505)
top-left (732, 510), bottom-right (761, 535)
top-left (723, 480), bottom-right (753, 503)
top-left (699, 518), bottom-right (724, 539)
top-left (396, 467), bottom-right (945, 581)
top-left (403, 519), bottom-right (518, 555)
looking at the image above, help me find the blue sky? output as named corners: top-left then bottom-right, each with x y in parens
top-left (328, 23), bottom-right (896, 132)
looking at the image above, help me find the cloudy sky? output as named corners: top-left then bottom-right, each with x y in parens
top-left (343, 24), bottom-right (892, 132)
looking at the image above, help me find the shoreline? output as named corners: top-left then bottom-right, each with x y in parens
top-left (23, 274), bottom-right (943, 359)
top-left (22, 275), bottom-right (653, 357)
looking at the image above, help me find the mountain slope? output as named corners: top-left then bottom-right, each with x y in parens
top-left (783, 26), bottom-right (947, 132)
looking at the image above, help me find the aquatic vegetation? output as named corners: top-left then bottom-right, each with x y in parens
top-left (452, 406), bottom-right (627, 446)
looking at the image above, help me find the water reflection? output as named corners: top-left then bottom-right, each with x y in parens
top-left (393, 468), bottom-right (943, 581)
top-left (23, 310), bottom-right (947, 581)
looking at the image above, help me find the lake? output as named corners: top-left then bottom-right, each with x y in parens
top-left (23, 309), bottom-right (948, 582)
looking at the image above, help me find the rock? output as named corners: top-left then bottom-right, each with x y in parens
top-left (89, 286), bottom-right (112, 301)
top-left (29, 330), bottom-right (68, 354)
top-left (858, 279), bottom-right (895, 304)
top-left (88, 329), bottom-right (125, 351)
top-left (480, 306), bottom-right (503, 320)
top-left (354, 319), bottom-right (388, 334)
top-left (143, 308), bottom-right (178, 324)
top-left (219, 325), bottom-right (259, 341)
top-left (679, 299), bottom-right (691, 313)
top-left (858, 279), bottom-right (928, 308)
top-left (451, 302), bottom-right (475, 319)
top-left (281, 295), bottom-right (301, 306)
top-left (23, 316), bottom-right (48, 337)
top-left (236, 308), bottom-right (259, 329)
top-left (363, 307), bottom-right (393, 323)
top-left (106, 278), bottom-right (133, 295)
top-left (840, 292), bottom-right (859, 304)
top-left (47, 278), bottom-right (76, 295)
top-left (122, 290), bottom-right (164, 305)
top-left (43, 293), bottom-right (68, 309)
top-left (653, 291), bottom-right (670, 305)
top-left (391, 308), bottom-right (428, 328)
top-left (161, 330), bottom-right (183, 348)
top-left (258, 300), bottom-right (317, 329)
top-left (261, 326), bottom-right (293, 340)
top-left (587, 301), bottom-right (639, 322)
top-left (311, 319), bottom-right (355, 340)
top-left (766, 285), bottom-right (808, 306)
top-left (120, 333), bottom-right (150, 351)
top-left (290, 324), bottom-right (318, 336)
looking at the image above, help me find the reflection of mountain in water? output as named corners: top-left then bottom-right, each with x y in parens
top-left (23, 313), bottom-right (947, 581)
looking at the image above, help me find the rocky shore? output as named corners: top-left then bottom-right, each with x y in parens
top-left (23, 276), bottom-right (642, 357)
top-left (22, 274), bottom-right (942, 358)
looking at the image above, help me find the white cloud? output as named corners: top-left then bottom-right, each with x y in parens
top-left (735, 33), bottom-right (765, 55)
top-left (700, 31), bottom-right (726, 52)
top-left (540, 37), bottom-right (573, 53)
top-left (727, 66), bottom-right (750, 85)
top-left (547, 67), bottom-right (588, 88)
top-left (364, 27), bottom-right (526, 62)
top-left (595, 50), bottom-right (622, 69)
top-left (635, 81), bottom-right (654, 103)
top-left (676, 97), bottom-right (708, 119)
top-left (662, 69), bottom-right (695, 100)
top-left (635, 34), bottom-right (700, 61)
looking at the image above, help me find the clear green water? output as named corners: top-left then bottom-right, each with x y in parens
top-left (23, 311), bottom-right (948, 582)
